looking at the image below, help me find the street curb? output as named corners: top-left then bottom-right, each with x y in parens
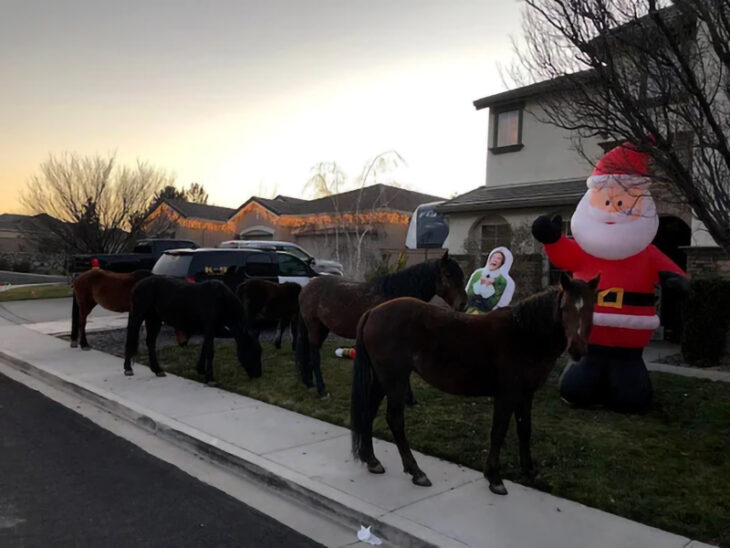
top-left (0, 348), bottom-right (467, 548)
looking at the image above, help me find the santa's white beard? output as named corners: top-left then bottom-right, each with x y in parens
top-left (570, 193), bottom-right (658, 260)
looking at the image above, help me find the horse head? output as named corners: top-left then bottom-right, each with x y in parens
top-left (435, 251), bottom-right (467, 311)
top-left (229, 321), bottom-right (262, 378)
top-left (558, 272), bottom-right (600, 361)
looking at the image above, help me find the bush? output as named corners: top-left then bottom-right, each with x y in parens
top-left (681, 278), bottom-right (730, 367)
top-left (365, 251), bottom-right (407, 282)
top-left (0, 256), bottom-right (9, 271)
top-left (12, 259), bottom-right (31, 273)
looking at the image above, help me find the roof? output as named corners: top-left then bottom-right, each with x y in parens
top-left (285, 184), bottom-right (443, 215)
top-left (437, 179), bottom-right (587, 213)
top-left (473, 70), bottom-right (596, 110)
top-left (164, 199), bottom-right (237, 221)
top-left (0, 214), bottom-right (29, 230)
top-left (157, 184), bottom-right (444, 224)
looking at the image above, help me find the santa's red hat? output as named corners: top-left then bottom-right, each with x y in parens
top-left (587, 142), bottom-right (652, 190)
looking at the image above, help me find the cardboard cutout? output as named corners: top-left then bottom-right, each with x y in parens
top-left (465, 247), bottom-right (515, 314)
top-left (532, 142), bottom-right (689, 413)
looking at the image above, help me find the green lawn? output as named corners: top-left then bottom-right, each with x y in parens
top-left (0, 284), bottom-right (73, 302)
top-left (148, 340), bottom-right (730, 546)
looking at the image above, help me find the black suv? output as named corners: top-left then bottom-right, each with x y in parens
top-left (151, 248), bottom-right (318, 288)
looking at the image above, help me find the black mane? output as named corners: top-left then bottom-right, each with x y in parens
top-left (511, 287), bottom-right (566, 354)
top-left (374, 259), bottom-right (440, 300)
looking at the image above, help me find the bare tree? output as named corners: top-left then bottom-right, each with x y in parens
top-left (21, 152), bottom-right (175, 253)
top-left (301, 152), bottom-right (406, 278)
top-left (186, 182), bottom-right (209, 204)
top-left (512, 0), bottom-right (730, 253)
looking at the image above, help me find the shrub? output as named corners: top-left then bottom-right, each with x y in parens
top-left (0, 256), bottom-right (9, 271)
top-left (12, 259), bottom-right (31, 273)
top-left (681, 278), bottom-right (730, 367)
top-left (365, 251), bottom-right (407, 282)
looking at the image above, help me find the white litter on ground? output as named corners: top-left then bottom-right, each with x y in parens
top-left (357, 525), bottom-right (382, 545)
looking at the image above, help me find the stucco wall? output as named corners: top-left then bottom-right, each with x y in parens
top-left (486, 102), bottom-right (604, 187)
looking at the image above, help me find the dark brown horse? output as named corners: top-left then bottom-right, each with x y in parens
top-left (71, 269), bottom-right (152, 349)
top-left (297, 252), bottom-right (467, 396)
top-left (236, 280), bottom-right (301, 350)
top-left (351, 273), bottom-right (599, 495)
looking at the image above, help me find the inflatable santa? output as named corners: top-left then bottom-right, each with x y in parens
top-left (532, 141), bottom-right (689, 413)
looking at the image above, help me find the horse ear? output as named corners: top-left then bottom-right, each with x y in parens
top-left (559, 271), bottom-right (572, 291)
top-left (441, 250), bottom-right (449, 263)
top-left (589, 273), bottom-right (601, 291)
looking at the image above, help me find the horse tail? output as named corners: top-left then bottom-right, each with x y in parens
top-left (70, 291), bottom-right (79, 342)
top-left (351, 309), bottom-right (374, 461)
top-left (294, 311), bottom-right (310, 380)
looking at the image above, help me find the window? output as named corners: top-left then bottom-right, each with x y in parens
top-left (245, 253), bottom-right (276, 277)
top-left (491, 105), bottom-right (523, 153)
top-left (479, 216), bottom-right (512, 263)
top-left (277, 254), bottom-right (308, 276)
top-left (280, 245), bottom-right (310, 262)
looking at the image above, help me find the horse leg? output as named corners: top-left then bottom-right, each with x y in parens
top-left (290, 312), bottom-right (298, 352)
top-left (203, 330), bottom-right (216, 386)
top-left (78, 299), bottom-right (96, 350)
top-left (515, 394), bottom-right (535, 483)
top-left (386, 383), bottom-right (430, 486)
top-left (485, 395), bottom-right (515, 495)
top-left (311, 326), bottom-right (330, 397)
top-left (144, 318), bottom-right (165, 377)
top-left (274, 317), bottom-right (285, 350)
top-left (405, 376), bottom-right (417, 407)
top-left (360, 381), bottom-right (386, 474)
top-left (123, 308), bottom-right (144, 376)
top-left (195, 331), bottom-right (210, 376)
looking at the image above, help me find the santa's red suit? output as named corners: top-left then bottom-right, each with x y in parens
top-left (544, 238), bottom-right (685, 348)
top-left (533, 141), bottom-right (689, 413)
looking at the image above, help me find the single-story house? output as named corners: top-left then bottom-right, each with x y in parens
top-left (145, 183), bottom-right (444, 278)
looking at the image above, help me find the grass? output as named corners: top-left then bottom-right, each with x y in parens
top-left (0, 284), bottom-right (73, 302)
top-left (147, 339), bottom-right (730, 547)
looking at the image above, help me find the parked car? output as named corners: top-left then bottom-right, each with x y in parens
top-left (70, 239), bottom-right (198, 274)
top-left (151, 248), bottom-right (318, 288)
top-left (218, 240), bottom-right (344, 276)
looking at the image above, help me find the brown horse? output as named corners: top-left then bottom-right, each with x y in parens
top-left (71, 269), bottom-right (153, 349)
top-left (236, 280), bottom-right (301, 350)
top-left (350, 273), bottom-right (599, 495)
top-left (297, 252), bottom-right (467, 396)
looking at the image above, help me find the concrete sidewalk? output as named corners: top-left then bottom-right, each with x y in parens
top-left (0, 323), bottom-right (714, 548)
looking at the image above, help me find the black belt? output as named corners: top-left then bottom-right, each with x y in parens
top-left (596, 288), bottom-right (656, 308)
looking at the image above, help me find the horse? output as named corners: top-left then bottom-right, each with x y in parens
top-left (350, 273), bottom-right (600, 495)
top-left (297, 251), bottom-right (467, 397)
top-left (236, 280), bottom-right (301, 351)
top-left (71, 269), bottom-right (152, 350)
top-left (123, 277), bottom-right (262, 384)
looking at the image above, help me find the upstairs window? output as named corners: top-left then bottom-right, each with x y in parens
top-left (491, 105), bottom-right (524, 153)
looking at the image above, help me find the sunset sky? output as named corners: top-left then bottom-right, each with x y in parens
top-left (0, 0), bottom-right (523, 214)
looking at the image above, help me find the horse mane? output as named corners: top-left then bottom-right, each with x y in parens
top-left (511, 287), bottom-right (565, 351)
top-left (374, 260), bottom-right (439, 300)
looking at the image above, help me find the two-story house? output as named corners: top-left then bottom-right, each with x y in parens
top-left (439, 76), bottom-right (698, 340)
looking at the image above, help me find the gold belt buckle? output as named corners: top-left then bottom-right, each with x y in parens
top-left (597, 287), bottom-right (624, 309)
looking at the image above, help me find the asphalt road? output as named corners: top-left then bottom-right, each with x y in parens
top-left (0, 373), bottom-right (322, 548)
top-left (0, 270), bottom-right (68, 285)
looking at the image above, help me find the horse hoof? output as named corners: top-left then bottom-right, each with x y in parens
top-left (155, 371), bottom-right (166, 378)
top-left (124, 370), bottom-right (134, 376)
top-left (412, 474), bottom-right (432, 487)
top-left (317, 391), bottom-right (330, 399)
top-left (489, 482), bottom-right (508, 496)
top-left (81, 346), bottom-right (91, 351)
top-left (70, 341), bottom-right (78, 348)
top-left (367, 462), bottom-right (385, 474)
top-left (207, 381), bottom-right (218, 387)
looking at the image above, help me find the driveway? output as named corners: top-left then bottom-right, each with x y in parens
top-left (0, 270), bottom-right (68, 285)
top-left (0, 297), bottom-right (120, 325)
